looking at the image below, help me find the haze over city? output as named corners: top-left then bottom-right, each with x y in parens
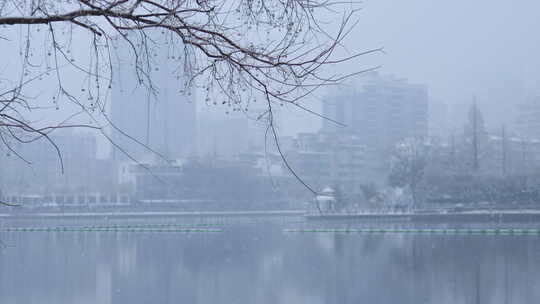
top-left (1, 1), bottom-right (540, 303)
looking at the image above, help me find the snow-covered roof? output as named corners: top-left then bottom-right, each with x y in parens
top-left (321, 187), bottom-right (335, 194)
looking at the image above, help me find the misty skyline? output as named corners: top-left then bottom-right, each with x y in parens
top-left (1, 0), bottom-right (539, 155)
top-left (3, 3), bottom-right (540, 304)
top-left (281, 0), bottom-right (540, 135)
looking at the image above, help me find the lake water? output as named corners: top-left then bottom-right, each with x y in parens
top-left (1, 218), bottom-right (539, 303)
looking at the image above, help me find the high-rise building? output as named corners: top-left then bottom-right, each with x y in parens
top-left (0, 130), bottom-right (103, 195)
top-left (198, 113), bottom-right (249, 157)
top-left (322, 72), bottom-right (428, 152)
top-left (111, 35), bottom-right (197, 162)
top-left (197, 104), bottom-right (282, 157)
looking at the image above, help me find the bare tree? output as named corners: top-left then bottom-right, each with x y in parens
top-left (0, 0), bottom-right (379, 195)
top-left (388, 138), bottom-right (429, 209)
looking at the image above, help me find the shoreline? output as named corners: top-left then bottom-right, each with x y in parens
top-left (305, 211), bottom-right (540, 223)
top-left (0, 210), bottom-right (304, 220)
top-left (1, 209), bottom-right (540, 223)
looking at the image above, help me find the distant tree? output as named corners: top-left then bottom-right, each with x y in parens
top-left (388, 138), bottom-right (428, 208)
top-left (0, 1), bottom-right (379, 168)
top-left (463, 102), bottom-right (487, 172)
top-left (359, 182), bottom-right (379, 206)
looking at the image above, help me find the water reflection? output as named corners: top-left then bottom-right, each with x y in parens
top-left (1, 222), bottom-right (539, 303)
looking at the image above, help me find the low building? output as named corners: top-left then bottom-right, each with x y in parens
top-left (0, 130), bottom-right (111, 196)
top-left (118, 156), bottom-right (304, 208)
top-left (286, 132), bottom-right (376, 202)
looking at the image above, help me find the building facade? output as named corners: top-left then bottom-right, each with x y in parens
top-left (111, 34), bottom-right (197, 162)
top-left (322, 72), bottom-right (428, 152)
top-left (0, 130), bottom-right (112, 196)
top-left (286, 132), bottom-right (374, 201)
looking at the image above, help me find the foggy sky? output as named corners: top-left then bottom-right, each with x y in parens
top-left (2, 0), bottom-right (540, 144)
top-left (283, 0), bottom-right (540, 134)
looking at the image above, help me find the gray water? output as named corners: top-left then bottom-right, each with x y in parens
top-left (1, 219), bottom-right (539, 304)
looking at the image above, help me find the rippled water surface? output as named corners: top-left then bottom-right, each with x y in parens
top-left (1, 218), bottom-right (539, 303)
